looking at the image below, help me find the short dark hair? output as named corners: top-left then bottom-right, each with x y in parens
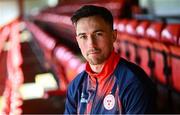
top-left (71, 5), bottom-right (114, 29)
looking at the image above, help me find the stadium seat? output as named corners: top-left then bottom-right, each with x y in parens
top-left (164, 24), bottom-right (180, 92)
top-left (25, 21), bottom-right (57, 65)
top-left (161, 24), bottom-right (180, 45)
top-left (53, 45), bottom-right (85, 91)
top-left (114, 19), bottom-right (127, 55)
top-left (0, 27), bottom-right (9, 93)
top-left (115, 19), bottom-right (128, 58)
top-left (147, 22), bottom-right (167, 84)
top-left (123, 19), bottom-right (139, 63)
top-left (135, 21), bottom-right (151, 76)
top-left (0, 26), bottom-right (10, 54)
top-left (171, 52), bottom-right (180, 94)
top-left (136, 21), bottom-right (150, 38)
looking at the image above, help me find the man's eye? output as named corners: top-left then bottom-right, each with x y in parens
top-left (79, 35), bottom-right (87, 39)
top-left (95, 32), bottom-right (103, 36)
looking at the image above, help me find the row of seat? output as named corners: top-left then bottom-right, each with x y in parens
top-left (0, 20), bottom-right (24, 115)
top-left (0, 20), bottom-right (21, 95)
top-left (113, 19), bottom-right (180, 93)
top-left (42, 0), bottom-right (125, 18)
top-left (25, 21), bottom-right (85, 93)
top-left (0, 25), bottom-right (10, 96)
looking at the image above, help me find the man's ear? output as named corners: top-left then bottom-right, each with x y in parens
top-left (112, 29), bottom-right (117, 42)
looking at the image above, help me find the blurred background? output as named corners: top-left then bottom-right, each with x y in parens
top-left (0, 0), bottom-right (180, 114)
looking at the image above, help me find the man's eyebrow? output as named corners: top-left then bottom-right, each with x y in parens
top-left (77, 29), bottom-right (105, 36)
top-left (93, 29), bottom-right (105, 33)
top-left (77, 33), bottom-right (86, 36)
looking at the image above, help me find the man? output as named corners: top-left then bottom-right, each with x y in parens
top-left (64, 5), bottom-right (156, 114)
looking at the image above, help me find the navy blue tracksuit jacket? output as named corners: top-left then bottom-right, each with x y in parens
top-left (64, 54), bottom-right (156, 114)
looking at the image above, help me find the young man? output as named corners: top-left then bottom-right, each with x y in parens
top-left (64, 5), bottom-right (156, 114)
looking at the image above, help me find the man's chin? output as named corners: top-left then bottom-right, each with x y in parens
top-left (88, 59), bottom-right (104, 65)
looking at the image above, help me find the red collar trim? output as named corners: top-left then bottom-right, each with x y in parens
top-left (85, 51), bottom-right (120, 82)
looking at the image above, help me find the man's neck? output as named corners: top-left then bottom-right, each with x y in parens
top-left (89, 63), bottom-right (105, 73)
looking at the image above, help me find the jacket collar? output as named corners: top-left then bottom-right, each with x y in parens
top-left (85, 51), bottom-right (120, 82)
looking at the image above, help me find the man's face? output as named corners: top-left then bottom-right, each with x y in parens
top-left (75, 16), bottom-right (117, 65)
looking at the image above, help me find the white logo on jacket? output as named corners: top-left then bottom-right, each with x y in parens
top-left (103, 94), bottom-right (115, 110)
top-left (80, 93), bottom-right (88, 103)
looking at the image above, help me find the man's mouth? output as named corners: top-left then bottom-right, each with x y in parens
top-left (87, 49), bottom-right (101, 55)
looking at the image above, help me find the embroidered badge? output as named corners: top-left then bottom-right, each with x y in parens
top-left (103, 94), bottom-right (115, 110)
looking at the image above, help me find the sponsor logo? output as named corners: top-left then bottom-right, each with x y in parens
top-left (80, 93), bottom-right (88, 103)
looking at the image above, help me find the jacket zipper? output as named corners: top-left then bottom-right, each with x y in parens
top-left (90, 77), bottom-right (98, 114)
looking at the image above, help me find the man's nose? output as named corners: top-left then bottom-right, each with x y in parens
top-left (87, 35), bottom-right (96, 47)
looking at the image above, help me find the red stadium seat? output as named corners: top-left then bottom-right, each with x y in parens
top-left (114, 19), bottom-right (128, 58)
top-left (136, 21), bottom-right (150, 38)
top-left (124, 19), bottom-right (139, 62)
top-left (0, 51), bottom-right (8, 95)
top-left (161, 24), bottom-right (180, 45)
top-left (164, 24), bottom-right (180, 92)
top-left (153, 42), bottom-right (170, 85)
top-left (116, 19), bottom-right (128, 33)
top-left (146, 22), bottom-right (168, 84)
top-left (146, 22), bottom-right (164, 41)
top-left (135, 21), bottom-right (152, 76)
top-left (53, 45), bottom-right (85, 91)
top-left (170, 46), bottom-right (180, 92)
top-left (25, 21), bottom-right (57, 65)
top-left (116, 19), bottom-right (139, 63)
top-left (0, 26), bottom-right (10, 54)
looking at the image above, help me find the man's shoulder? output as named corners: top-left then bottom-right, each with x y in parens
top-left (116, 58), bottom-right (155, 89)
top-left (115, 58), bottom-right (156, 113)
top-left (116, 58), bottom-right (149, 79)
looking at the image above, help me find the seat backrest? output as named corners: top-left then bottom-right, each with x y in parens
top-left (54, 45), bottom-right (84, 82)
top-left (170, 46), bottom-right (180, 92)
top-left (25, 21), bottom-right (56, 52)
top-left (161, 24), bottom-right (180, 45)
top-left (146, 22), bottom-right (164, 41)
top-left (116, 19), bottom-right (128, 33)
top-left (125, 19), bottom-right (139, 36)
top-left (0, 26), bottom-right (10, 54)
top-left (136, 21), bottom-right (150, 38)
